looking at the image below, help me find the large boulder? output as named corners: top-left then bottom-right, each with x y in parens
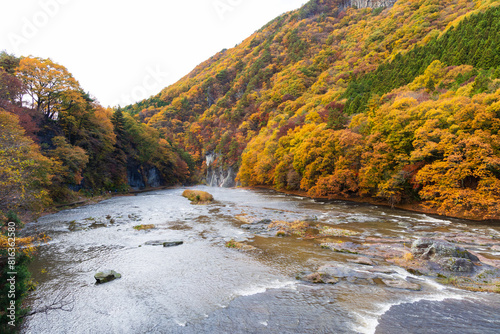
top-left (411, 238), bottom-right (479, 273)
top-left (411, 238), bottom-right (479, 261)
top-left (95, 270), bottom-right (121, 284)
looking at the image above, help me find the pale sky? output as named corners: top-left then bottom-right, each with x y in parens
top-left (1, 0), bottom-right (305, 107)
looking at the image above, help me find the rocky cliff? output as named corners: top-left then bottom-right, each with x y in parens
top-left (127, 166), bottom-right (162, 190)
top-left (205, 153), bottom-right (238, 188)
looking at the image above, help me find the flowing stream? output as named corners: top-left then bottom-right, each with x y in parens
top-left (21, 187), bottom-right (500, 333)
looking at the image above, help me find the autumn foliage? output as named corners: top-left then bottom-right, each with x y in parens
top-left (0, 52), bottom-right (193, 217)
top-left (240, 62), bottom-right (500, 219)
top-left (2, 0), bottom-right (500, 220)
top-left (123, 0), bottom-right (500, 220)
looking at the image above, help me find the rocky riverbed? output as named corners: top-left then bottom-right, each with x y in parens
top-left (235, 210), bottom-right (500, 293)
top-left (21, 187), bottom-right (500, 333)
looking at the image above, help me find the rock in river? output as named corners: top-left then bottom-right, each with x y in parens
top-left (411, 238), bottom-right (479, 273)
top-left (298, 263), bottom-right (379, 285)
top-left (145, 240), bottom-right (184, 247)
top-left (296, 271), bottom-right (340, 284)
top-left (297, 263), bottom-right (423, 291)
top-left (317, 264), bottom-right (375, 280)
top-left (163, 241), bottom-right (184, 248)
top-left (381, 278), bottom-right (422, 291)
top-left (411, 238), bottom-right (479, 262)
top-left (182, 189), bottom-right (214, 204)
top-left (95, 270), bottom-right (121, 284)
top-left (240, 219), bottom-right (279, 236)
top-left (347, 256), bottom-right (376, 266)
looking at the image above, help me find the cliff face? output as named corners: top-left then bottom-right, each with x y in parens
top-left (205, 153), bottom-right (238, 188)
top-left (127, 166), bottom-right (162, 190)
top-left (339, 0), bottom-right (397, 11)
top-left (206, 165), bottom-right (238, 188)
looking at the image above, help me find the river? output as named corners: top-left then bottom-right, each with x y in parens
top-left (21, 187), bottom-right (500, 333)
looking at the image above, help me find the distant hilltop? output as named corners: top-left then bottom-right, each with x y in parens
top-left (339, 0), bottom-right (397, 11)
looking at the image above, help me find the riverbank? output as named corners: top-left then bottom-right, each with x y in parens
top-left (19, 185), bottom-right (183, 223)
top-left (245, 185), bottom-right (500, 223)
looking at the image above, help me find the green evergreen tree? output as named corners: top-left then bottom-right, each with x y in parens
top-left (110, 108), bottom-right (129, 190)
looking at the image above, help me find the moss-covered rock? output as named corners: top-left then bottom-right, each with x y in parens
top-left (94, 270), bottom-right (121, 284)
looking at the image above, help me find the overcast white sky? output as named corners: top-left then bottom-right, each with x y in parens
top-left (1, 0), bottom-right (305, 107)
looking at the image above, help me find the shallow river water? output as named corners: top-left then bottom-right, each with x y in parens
top-left (21, 187), bottom-right (500, 333)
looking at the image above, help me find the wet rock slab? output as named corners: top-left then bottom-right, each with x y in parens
top-left (240, 219), bottom-right (278, 235)
top-left (320, 242), bottom-right (362, 254)
top-left (317, 264), bottom-right (375, 280)
top-left (442, 232), bottom-right (500, 247)
top-left (368, 266), bottom-right (398, 274)
top-left (297, 263), bottom-right (422, 291)
top-left (296, 271), bottom-right (340, 284)
top-left (381, 278), bottom-right (422, 291)
top-left (347, 256), bottom-right (376, 266)
top-left (145, 240), bottom-right (184, 247)
top-left (321, 241), bottom-right (406, 259)
top-left (163, 241), bottom-right (184, 247)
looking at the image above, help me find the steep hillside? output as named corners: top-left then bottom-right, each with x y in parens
top-left (125, 0), bottom-right (500, 219)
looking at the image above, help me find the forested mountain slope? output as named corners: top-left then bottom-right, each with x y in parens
top-left (127, 0), bottom-right (499, 219)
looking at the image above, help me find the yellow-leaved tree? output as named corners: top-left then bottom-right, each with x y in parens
top-left (16, 57), bottom-right (83, 120)
top-left (0, 108), bottom-right (55, 214)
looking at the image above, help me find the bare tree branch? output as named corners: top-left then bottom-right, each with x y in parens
top-left (22, 290), bottom-right (75, 318)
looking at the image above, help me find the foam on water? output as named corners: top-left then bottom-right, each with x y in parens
top-left (415, 214), bottom-right (451, 224)
top-left (174, 320), bottom-right (187, 327)
top-left (234, 279), bottom-right (297, 297)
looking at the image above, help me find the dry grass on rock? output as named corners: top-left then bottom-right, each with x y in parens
top-left (182, 190), bottom-right (214, 204)
top-left (269, 220), bottom-right (310, 237)
top-left (133, 224), bottom-right (155, 231)
top-left (225, 239), bottom-right (257, 251)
